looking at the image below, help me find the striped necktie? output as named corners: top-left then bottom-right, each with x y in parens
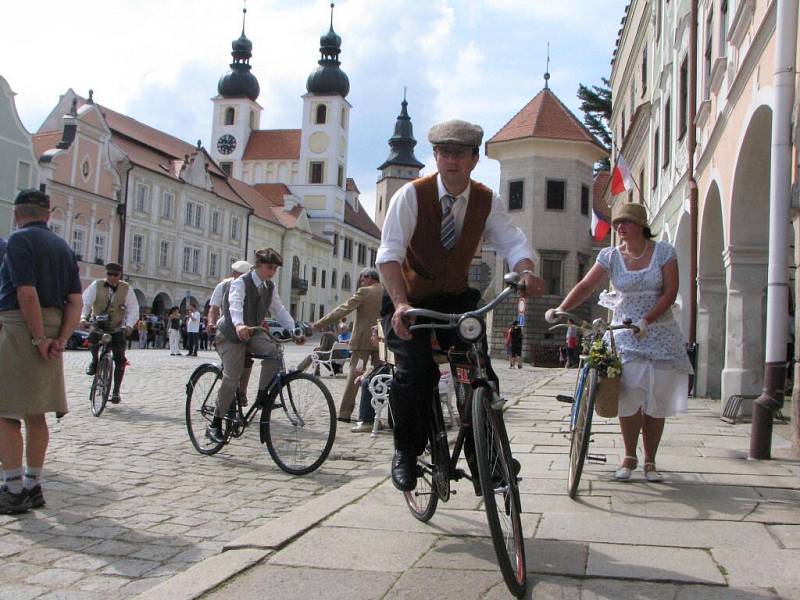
top-left (440, 194), bottom-right (456, 250)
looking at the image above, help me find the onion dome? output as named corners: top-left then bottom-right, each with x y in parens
top-left (217, 8), bottom-right (260, 101)
top-left (306, 3), bottom-right (350, 98)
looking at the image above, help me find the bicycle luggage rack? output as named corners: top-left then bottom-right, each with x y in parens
top-left (721, 394), bottom-right (786, 424)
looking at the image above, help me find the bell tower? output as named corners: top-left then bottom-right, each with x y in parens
top-left (375, 91), bottom-right (424, 229)
top-left (210, 5), bottom-right (262, 179)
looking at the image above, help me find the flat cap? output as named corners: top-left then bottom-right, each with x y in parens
top-left (254, 247), bottom-right (283, 266)
top-left (105, 262), bottom-right (123, 274)
top-left (14, 189), bottom-right (50, 209)
top-left (428, 119), bottom-right (483, 148)
top-left (231, 260), bottom-right (253, 274)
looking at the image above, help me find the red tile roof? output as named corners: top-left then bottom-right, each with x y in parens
top-left (243, 130), bottom-right (301, 160)
top-left (32, 131), bottom-right (62, 158)
top-left (593, 171), bottom-right (611, 218)
top-left (344, 198), bottom-right (380, 240)
top-left (487, 88), bottom-right (607, 151)
top-left (345, 177), bottom-right (359, 193)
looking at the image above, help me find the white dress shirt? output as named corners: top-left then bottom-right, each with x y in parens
top-left (228, 271), bottom-right (294, 331)
top-left (81, 280), bottom-right (139, 328)
top-left (376, 174), bottom-right (534, 270)
top-left (209, 278), bottom-right (232, 309)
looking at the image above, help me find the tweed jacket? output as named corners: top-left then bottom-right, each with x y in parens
top-left (315, 282), bottom-right (383, 351)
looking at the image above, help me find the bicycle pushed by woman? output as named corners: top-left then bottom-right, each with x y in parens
top-left (546, 202), bottom-right (692, 492)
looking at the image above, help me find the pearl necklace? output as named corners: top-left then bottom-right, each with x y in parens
top-left (622, 240), bottom-right (650, 261)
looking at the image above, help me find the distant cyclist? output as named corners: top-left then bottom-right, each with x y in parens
top-left (81, 262), bottom-right (138, 404)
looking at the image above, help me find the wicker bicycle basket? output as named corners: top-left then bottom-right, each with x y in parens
top-left (594, 330), bottom-right (621, 418)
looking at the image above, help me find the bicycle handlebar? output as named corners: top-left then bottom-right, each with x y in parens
top-left (405, 272), bottom-right (523, 331)
top-left (547, 310), bottom-right (639, 335)
top-left (245, 325), bottom-right (305, 342)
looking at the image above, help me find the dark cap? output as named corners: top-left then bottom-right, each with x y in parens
top-left (14, 189), bottom-right (50, 209)
top-left (254, 247), bottom-right (283, 266)
top-left (105, 262), bottom-right (123, 274)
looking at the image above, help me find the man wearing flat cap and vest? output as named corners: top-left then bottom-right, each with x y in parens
top-left (0, 189), bottom-right (83, 514)
top-left (376, 119), bottom-right (545, 492)
top-left (80, 262), bottom-right (139, 405)
top-left (207, 248), bottom-right (305, 443)
top-left (207, 259), bottom-right (254, 404)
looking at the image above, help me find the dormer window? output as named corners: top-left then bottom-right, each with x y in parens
top-left (224, 107), bottom-right (235, 126)
top-left (315, 104), bottom-right (327, 125)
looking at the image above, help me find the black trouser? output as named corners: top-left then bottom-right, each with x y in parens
top-left (187, 332), bottom-right (198, 355)
top-left (382, 288), bottom-right (499, 464)
top-left (89, 329), bottom-right (127, 394)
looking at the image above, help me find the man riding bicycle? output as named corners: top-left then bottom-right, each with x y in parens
top-left (206, 248), bottom-right (305, 443)
top-left (81, 262), bottom-right (138, 404)
top-left (376, 118), bottom-right (545, 492)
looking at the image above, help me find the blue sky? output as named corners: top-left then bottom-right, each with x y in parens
top-left (2, 0), bottom-right (628, 216)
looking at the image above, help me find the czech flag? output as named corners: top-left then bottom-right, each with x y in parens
top-left (611, 154), bottom-right (634, 195)
top-left (591, 209), bottom-right (611, 241)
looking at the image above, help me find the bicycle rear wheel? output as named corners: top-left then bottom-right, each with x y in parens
top-left (473, 388), bottom-right (527, 598)
top-left (567, 367), bottom-right (596, 499)
top-left (89, 354), bottom-right (112, 417)
top-left (186, 364), bottom-right (226, 455)
top-left (262, 373), bottom-right (336, 475)
top-left (404, 411), bottom-right (445, 522)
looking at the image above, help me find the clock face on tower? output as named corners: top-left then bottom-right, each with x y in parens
top-left (216, 134), bottom-right (237, 155)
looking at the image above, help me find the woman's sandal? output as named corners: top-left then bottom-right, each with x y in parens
top-left (614, 455), bottom-right (638, 481)
top-left (644, 462), bottom-right (664, 482)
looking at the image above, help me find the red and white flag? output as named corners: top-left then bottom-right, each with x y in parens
top-left (611, 154), bottom-right (634, 195)
top-left (591, 209), bottom-right (611, 241)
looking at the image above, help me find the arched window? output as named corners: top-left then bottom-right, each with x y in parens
top-left (224, 107), bottom-right (235, 126)
top-left (342, 273), bottom-right (351, 291)
top-left (331, 269), bottom-right (337, 289)
top-left (248, 109), bottom-right (255, 129)
top-left (315, 104), bottom-right (327, 124)
top-left (292, 256), bottom-right (300, 279)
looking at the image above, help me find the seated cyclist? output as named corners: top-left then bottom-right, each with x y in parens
top-left (206, 248), bottom-right (304, 443)
top-left (81, 262), bottom-right (139, 404)
top-left (375, 118), bottom-right (544, 492)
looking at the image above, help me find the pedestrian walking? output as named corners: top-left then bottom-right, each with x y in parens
top-left (167, 307), bottom-right (181, 355)
top-left (506, 321), bottom-right (523, 369)
top-left (546, 203), bottom-right (692, 483)
top-left (185, 303), bottom-right (200, 356)
top-left (0, 189), bottom-right (83, 514)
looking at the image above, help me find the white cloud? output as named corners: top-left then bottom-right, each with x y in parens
top-left (1, 0), bottom-right (626, 220)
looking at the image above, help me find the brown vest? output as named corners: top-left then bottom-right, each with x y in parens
top-left (403, 173), bottom-right (492, 302)
top-left (92, 280), bottom-right (130, 330)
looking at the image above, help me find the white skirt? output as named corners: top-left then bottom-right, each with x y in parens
top-left (618, 359), bottom-right (689, 418)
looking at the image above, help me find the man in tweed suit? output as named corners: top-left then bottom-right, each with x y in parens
top-left (312, 267), bottom-right (383, 422)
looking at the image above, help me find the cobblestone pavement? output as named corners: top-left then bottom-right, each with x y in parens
top-left (0, 342), bottom-right (546, 599)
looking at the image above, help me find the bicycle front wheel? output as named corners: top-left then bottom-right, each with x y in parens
top-left (261, 373), bottom-right (336, 475)
top-left (473, 388), bottom-right (527, 598)
top-left (567, 367), bottom-right (596, 499)
top-left (186, 364), bottom-right (226, 455)
top-left (89, 355), bottom-right (112, 417)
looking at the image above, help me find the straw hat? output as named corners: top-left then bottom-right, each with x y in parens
top-left (611, 203), bottom-right (649, 228)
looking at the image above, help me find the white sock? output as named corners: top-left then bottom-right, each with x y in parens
top-left (3, 468), bottom-right (24, 494)
top-left (24, 467), bottom-right (42, 490)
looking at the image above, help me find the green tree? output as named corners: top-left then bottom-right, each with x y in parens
top-left (577, 78), bottom-right (611, 171)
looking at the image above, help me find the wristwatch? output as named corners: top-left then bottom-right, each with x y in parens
top-left (31, 335), bottom-right (47, 346)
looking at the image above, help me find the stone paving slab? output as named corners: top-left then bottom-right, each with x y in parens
top-left (586, 542), bottom-right (726, 584)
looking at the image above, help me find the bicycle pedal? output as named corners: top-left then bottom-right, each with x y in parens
top-left (556, 394), bottom-right (574, 404)
top-left (587, 454), bottom-right (607, 464)
top-left (452, 468), bottom-right (468, 480)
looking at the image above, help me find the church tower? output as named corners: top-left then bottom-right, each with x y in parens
top-left (374, 92), bottom-right (424, 229)
top-left (294, 3), bottom-right (351, 221)
top-left (210, 7), bottom-right (262, 179)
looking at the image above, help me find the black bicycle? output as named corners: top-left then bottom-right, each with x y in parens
top-left (400, 273), bottom-right (527, 598)
top-left (185, 327), bottom-right (336, 475)
top-left (550, 311), bottom-right (637, 498)
top-left (87, 317), bottom-right (115, 417)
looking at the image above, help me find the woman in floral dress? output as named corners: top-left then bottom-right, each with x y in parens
top-left (546, 203), bottom-right (692, 482)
